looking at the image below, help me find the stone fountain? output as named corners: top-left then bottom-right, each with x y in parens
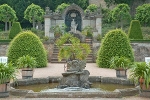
top-left (57, 60), bottom-right (92, 89)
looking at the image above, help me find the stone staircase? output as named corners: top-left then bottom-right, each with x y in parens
top-left (50, 38), bottom-right (93, 63)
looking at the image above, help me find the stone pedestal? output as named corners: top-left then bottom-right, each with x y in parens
top-left (45, 16), bottom-right (51, 37)
top-left (96, 17), bottom-right (102, 35)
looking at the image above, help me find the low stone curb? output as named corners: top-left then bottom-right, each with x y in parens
top-left (9, 76), bottom-right (140, 98)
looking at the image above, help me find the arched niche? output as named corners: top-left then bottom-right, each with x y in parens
top-left (62, 3), bottom-right (84, 32)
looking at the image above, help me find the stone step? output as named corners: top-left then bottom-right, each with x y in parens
top-left (51, 42), bottom-right (93, 63)
top-left (51, 58), bottom-right (93, 63)
top-left (52, 53), bottom-right (93, 58)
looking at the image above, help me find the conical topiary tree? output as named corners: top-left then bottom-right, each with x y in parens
top-left (128, 20), bottom-right (143, 39)
top-left (96, 29), bottom-right (134, 68)
top-left (7, 31), bottom-right (47, 68)
top-left (9, 22), bottom-right (22, 39)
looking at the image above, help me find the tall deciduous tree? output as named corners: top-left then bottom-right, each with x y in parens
top-left (112, 3), bottom-right (131, 28)
top-left (135, 4), bottom-right (150, 26)
top-left (104, 0), bottom-right (133, 8)
top-left (0, 4), bottom-right (17, 31)
top-left (24, 3), bottom-right (45, 29)
top-left (55, 3), bottom-right (69, 13)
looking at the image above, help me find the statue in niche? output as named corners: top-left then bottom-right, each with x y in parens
top-left (71, 19), bottom-right (78, 33)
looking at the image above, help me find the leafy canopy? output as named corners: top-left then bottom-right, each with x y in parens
top-left (85, 4), bottom-right (98, 13)
top-left (55, 3), bottom-right (70, 13)
top-left (0, 4), bottom-right (17, 22)
top-left (56, 33), bottom-right (91, 61)
top-left (24, 3), bottom-right (44, 28)
top-left (135, 4), bottom-right (150, 26)
top-left (112, 3), bottom-right (131, 28)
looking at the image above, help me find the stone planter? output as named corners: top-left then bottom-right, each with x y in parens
top-left (0, 83), bottom-right (9, 98)
top-left (115, 69), bottom-right (127, 79)
top-left (140, 83), bottom-right (150, 97)
top-left (22, 68), bottom-right (34, 79)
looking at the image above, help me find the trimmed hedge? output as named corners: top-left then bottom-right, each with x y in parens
top-left (0, 39), bottom-right (11, 42)
top-left (130, 39), bottom-right (150, 43)
top-left (9, 22), bottom-right (22, 39)
top-left (96, 29), bottom-right (134, 68)
top-left (7, 31), bottom-right (47, 68)
top-left (128, 20), bottom-right (143, 39)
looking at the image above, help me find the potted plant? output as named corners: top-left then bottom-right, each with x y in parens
top-left (17, 55), bottom-right (37, 79)
top-left (50, 24), bottom-right (67, 40)
top-left (82, 26), bottom-right (93, 38)
top-left (55, 33), bottom-right (91, 71)
top-left (130, 62), bottom-right (150, 90)
top-left (110, 56), bottom-right (132, 78)
top-left (0, 63), bottom-right (16, 97)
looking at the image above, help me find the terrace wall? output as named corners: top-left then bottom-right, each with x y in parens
top-left (1, 42), bottom-right (150, 62)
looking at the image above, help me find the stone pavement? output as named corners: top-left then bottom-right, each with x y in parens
top-left (17, 63), bottom-right (117, 79)
top-left (1, 63), bottom-right (150, 100)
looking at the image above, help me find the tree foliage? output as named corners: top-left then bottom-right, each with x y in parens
top-left (7, 31), bottom-right (47, 68)
top-left (96, 29), bottom-right (134, 68)
top-left (55, 3), bottom-right (70, 13)
top-left (85, 4), bottom-right (98, 12)
top-left (135, 4), bottom-right (150, 26)
top-left (111, 3), bottom-right (131, 28)
top-left (128, 20), bottom-right (143, 39)
top-left (104, 0), bottom-right (133, 8)
top-left (0, 0), bottom-right (88, 28)
top-left (24, 3), bottom-right (45, 28)
top-left (0, 4), bottom-right (17, 31)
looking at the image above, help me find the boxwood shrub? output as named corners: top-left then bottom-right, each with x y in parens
top-left (9, 22), bottom-right (22, 39)
top-left (128, 20), bottom-right (143, 39)
top-left (7, 31), bottom-right (47, 68)
top-left (96, 29), bottom-right (134, 68)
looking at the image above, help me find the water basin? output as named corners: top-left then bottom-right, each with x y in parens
top-left (14, 82), bottom-right (134, 92)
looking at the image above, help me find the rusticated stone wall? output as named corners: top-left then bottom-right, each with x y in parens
top-left (0, 42), bottom-right (54, 62)
top-left (1, 42), bottom-right (150, 62)
top-left (93, 42), bottom-right (150, 62)
top-left (0, 43), bottom-right (9, 56)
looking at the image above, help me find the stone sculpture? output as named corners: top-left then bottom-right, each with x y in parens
top-left (58, 60), bottom-right (92, 89)
top-left (71, 19), bottom-right (78, 33)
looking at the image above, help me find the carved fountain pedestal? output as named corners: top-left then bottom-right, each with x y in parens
top-left (57, 60), bottom-right (92, 89)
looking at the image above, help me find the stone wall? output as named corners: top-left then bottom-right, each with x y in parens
top-left (93, 42), bottom-right (150, 62)
top-left (1, 42), bottom-right (150, 62)
top-left (0, 42), bottom-right (54, 62)
top-left (0, 43), bottom-right (9, 56)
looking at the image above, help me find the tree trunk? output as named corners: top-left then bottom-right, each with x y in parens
top-left (116, 20), bottom-right (118, 28)
top-left (37, 21), bottom-right (40, 30)
top-left (5, 21), bottom-right (7, 31)
top-left (120, 17), bottom-right (123, 29)
top-left (32, 17), bottom-right (35, 29)
top-left (9, 22), bottom-right (11, 30)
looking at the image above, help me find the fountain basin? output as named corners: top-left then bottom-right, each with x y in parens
top-left (10, 76), bottom-right (140, 98)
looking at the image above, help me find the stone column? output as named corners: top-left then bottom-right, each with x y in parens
top-left (96, 16), bottom-right (102, 35)
top-left (44, 7), bottom-right (54, 39)
top-left (44, 16), bottom-right (51, 37)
